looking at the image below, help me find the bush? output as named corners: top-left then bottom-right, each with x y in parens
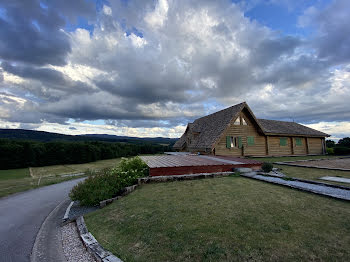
top-left (70, 157), bottom-right (149, 206)
top-left (334, 147), bottom-right (350, 155)
top-left (326, 148), bottom-right (334, 155)
top-left (261, 162), bottom-right (273, 173)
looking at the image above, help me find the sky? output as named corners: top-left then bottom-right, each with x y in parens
top-left (0, 0), bottom-right (349, 141)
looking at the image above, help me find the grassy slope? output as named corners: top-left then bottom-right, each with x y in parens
top-left (85, 177), bottom-right (350, 262)
top-left (0, 158), bottom-right (121, 198)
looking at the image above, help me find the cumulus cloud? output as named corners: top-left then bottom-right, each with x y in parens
top-left (0, 0), bottom-right (349, 138)
top-left (0, 0), bottom-right (94, 66)
top-left (299, 0), bottom-right (350, 64)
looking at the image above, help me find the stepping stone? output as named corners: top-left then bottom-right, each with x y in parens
top-left (234, 167), bottom-right (253, 173)
top-left (319, 176), bottom-right (350, 184)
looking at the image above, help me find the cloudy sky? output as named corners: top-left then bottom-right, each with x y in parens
top-left (0, 0), bottom-right (349, 140)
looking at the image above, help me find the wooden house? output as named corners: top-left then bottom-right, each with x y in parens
top-left (173, 102), bottom-right (330, 157)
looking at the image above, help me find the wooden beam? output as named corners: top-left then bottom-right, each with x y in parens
top-left (305, 137), bottom-right (310, 155)
top-left (265, 136), bottom-right (270, 156)
top-left (291, 137), bottom-right (294, 155)
top-left (322, 138), bottom-right (326, 155)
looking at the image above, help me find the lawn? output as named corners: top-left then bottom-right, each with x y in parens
top-left (0, 168), bottom-right (30, 180)
top-left (85, 177), bottom-right (350, 262)
top-left (250, 154), bottom-right (341, 163)
top-left (0, 158), bottom-right (121, 198)
top-left (251, 155), bottom-right (350, 187)
top-left (275, 164), bottom-right (350, 187)
top-left (31, 158), bottom-right (122, 177)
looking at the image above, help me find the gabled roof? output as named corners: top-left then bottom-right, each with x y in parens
top-left (257, 119), bottom-right (330, 137)
top-left (173, 102), bottom-right (330, 150)
top-left (174, 102), bottom-right (251, 149)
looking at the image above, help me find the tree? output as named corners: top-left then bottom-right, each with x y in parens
top-left (326, 140), bottom-right (335, 148)
top-left (337, 137), bottom-right (350, 148)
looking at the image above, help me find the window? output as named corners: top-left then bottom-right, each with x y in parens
top-left (247, 136), bottom-right (255, 146)
top-left (234, 117), bottom-right (240, 125)
top-left (296, 138), bottom-right (302, 146)
top-left (280, 137), bottom-right (287, 146)
top-left (226, 136), bottom-right (242, 148)
top-left (233, 116), bottom-right (249, 126)
top-left (226, 136), bottom-right (231, 148)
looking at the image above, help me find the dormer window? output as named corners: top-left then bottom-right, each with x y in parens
top-left (234, 117), bottom-right (240, 125)
top-left (233, 116), bottom-right (248, 125)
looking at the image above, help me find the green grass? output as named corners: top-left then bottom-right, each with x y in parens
top-left (275, 164), bottom-right (350, 187)
top-left (250, 154), bottom-right (341, 163)
top-left (31, 158), bottom-right (122, 178)
top-left (0, 168), bottom-right (30, 180)
top-left (0, 158), bottom-right (121, 198)
top-left (85, 177), bottom-right (350, 262)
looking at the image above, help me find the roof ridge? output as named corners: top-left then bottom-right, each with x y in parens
top-left (194, 102), bottom-right (246, 122)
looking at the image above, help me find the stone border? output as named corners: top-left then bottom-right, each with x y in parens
top-left (99, 184), bottom-right (139, 208)
top-left (62, 201), bottom-right (74, 223)
top-left (76, 216), bottom-right (123, 262)
top-left (138, 171), bottom-right (235, 184)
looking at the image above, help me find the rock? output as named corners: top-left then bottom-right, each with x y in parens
top-left (234, 167), bottom-right (253, 173)
top-left (103, 255), bottom-right (123, 262)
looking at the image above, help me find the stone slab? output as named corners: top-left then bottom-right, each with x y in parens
top-left (103, 255), bottom-right (123, 262)
top-left (319, 176), bottom-right (350, 184)
top-left (81, 233), bottom-right (98, 246)
top-left (234, 167), bottom-right (253, 173)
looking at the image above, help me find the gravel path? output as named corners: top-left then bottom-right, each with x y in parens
top-left (61, 222), bottom-right (96, 262)
top-left (243, 172), bottom-right (350, 201)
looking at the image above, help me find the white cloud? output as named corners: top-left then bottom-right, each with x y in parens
top-left (35, 121), bottom-right (185, 138)
top-left (1, 0), bottom-right (350, 139)
top-left (144, 0), bottom-right (169, 29)
top-left (305, 121), bottom-right (350, 141)
top-left (102, 5), bottom-right (112, 16)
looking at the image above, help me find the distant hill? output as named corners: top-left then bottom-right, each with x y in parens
top-left (0, 129), bottom-right (178, 145)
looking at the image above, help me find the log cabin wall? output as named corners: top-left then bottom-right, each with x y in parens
top-left (293, 137), bottom-right (307, 155)
top-left (308, 137), bottom-right (323, 155)
top-left (267, 136), bottom-right (292, 156)
top-left (215, 110), bottom-right (266, 156)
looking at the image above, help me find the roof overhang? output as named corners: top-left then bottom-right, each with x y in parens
top-left (265, 132), bottom-right (330, 137)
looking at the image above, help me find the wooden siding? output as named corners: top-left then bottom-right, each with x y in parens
top-left (293, 137), bottom-right (307, 155)
top-left (308, 137), bottom-right (323, 155)
top-left (215, 111), bottom-right (266, 156)
top-left (268, 136), bottom-right (292, 156)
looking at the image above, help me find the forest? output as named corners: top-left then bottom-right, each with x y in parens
top-left (0, 139), bottom-right (172, 169)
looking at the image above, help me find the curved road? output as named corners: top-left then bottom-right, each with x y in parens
top-left (0, 178), bottom-right (85, 262)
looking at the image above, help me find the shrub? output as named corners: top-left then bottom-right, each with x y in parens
top-left (261, 162), bottom-right (273, 173)
top-left (334, 147), bottom-right (350, 155)
top-left (70, 157), bottom-right (149, 206)
top-left (326, 147), bottom-right (334, 155)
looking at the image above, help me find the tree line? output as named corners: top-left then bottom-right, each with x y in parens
top-left (326, 137), bottom-right (350, 155)
top-left (0, 139), bottom-right (172, 169)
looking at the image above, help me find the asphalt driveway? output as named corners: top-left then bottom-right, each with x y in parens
top-left (0, 178), bottom-right (85, 262)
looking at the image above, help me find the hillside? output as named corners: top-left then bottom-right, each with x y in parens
top-left (0, 129), bottom-right (177, 145)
